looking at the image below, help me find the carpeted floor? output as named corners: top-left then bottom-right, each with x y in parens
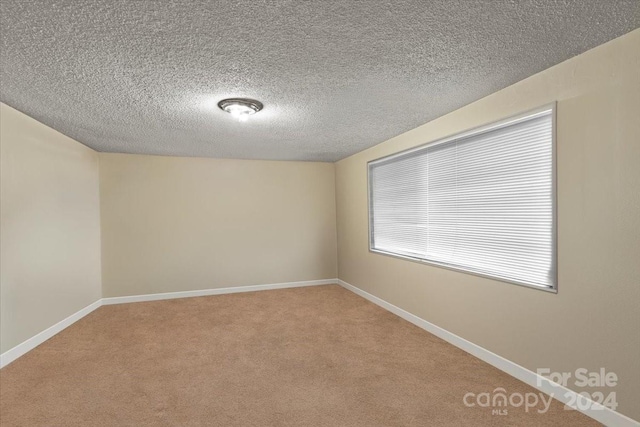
top-left (0, 284), bottom-right (599, 426)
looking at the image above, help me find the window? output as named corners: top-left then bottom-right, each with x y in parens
top-left (368, 105), bottom-right (556, 291)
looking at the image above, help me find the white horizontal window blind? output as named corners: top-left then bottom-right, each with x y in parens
top-left (369, 106), bottom-right (556, 290)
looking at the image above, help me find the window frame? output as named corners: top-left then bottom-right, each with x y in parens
top-left (367, 103), bottom-right (557, 293)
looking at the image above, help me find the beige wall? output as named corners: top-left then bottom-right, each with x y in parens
top-left (1, 28), bottom-right (637, 421)
top-left (99, 153), bottom-right (337, 297)
top-left (0, 103), bottom-right (102, 353)
top-left (336, 29), bottom-right (640, 420)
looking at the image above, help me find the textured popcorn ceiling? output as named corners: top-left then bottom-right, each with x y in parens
top-left (1, 1), bottom-right (638, 162)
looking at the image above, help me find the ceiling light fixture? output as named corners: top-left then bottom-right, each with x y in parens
top-left (218, 98), bottom-right (263, 122)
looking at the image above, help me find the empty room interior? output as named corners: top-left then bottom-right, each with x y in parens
top-left (1, 1), bottom-right (639, 426)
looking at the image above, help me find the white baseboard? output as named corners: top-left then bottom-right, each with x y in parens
top-left (1, 279), bottom-right (337, 368)
top-left (336, 279), bottom-right (639, 427)
top-left (4, 278), bottom-right (635, 426)
top-left (0, 299), bottom-right (102, 369)
top-left (101, 279), bottom-right (336, 305)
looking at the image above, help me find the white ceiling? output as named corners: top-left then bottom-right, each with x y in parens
top-left (1, 1), bottom-right (638, 162)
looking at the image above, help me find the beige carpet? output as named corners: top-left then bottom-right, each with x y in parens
top-left (0, 284), bottom-right (599, 426)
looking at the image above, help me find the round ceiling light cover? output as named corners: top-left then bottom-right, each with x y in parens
top-left (218, 98), bottom-right (263, 121)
